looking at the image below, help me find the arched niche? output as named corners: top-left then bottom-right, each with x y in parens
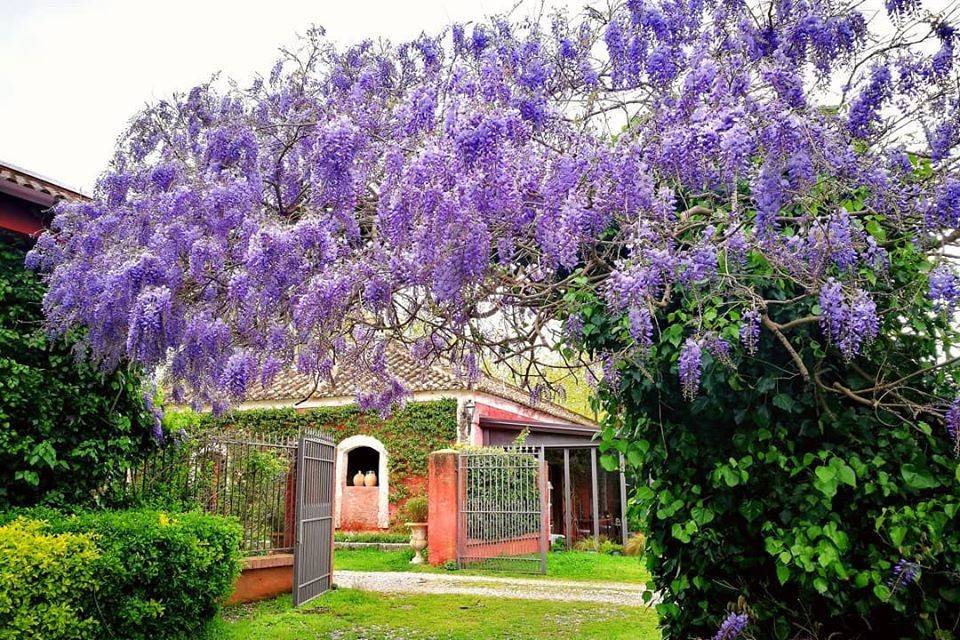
top-left (335, 434), bottom-right (389, 529)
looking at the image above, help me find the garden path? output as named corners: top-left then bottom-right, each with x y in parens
top-left (333, 570), bottom-right (652, 606)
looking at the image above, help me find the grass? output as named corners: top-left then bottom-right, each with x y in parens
top-left (333, 548), bottom-right (651, 584)
top-left (208, 589), bottom-right (660, 640)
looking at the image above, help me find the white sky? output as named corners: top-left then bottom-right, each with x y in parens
top-left (0, 0), bottom-right (583, 193)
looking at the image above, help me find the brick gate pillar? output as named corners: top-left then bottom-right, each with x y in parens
top-left (427, 449), bottom-right (458, 566)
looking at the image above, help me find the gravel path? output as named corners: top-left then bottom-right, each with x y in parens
top-left (333, 570), bottom-right (651, 606)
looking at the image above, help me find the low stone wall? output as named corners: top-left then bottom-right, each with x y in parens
top-left (227, 554), bottom-right (295, 604)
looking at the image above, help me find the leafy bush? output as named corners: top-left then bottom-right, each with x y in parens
top-left (0, 509), bottom-right (242, 640)
top-left (403, 496), bottom-right (429, 523)
top-left (0, 235), bottom-right (156, 508)
top-left (577, 210), bottom-right (960, 638)
top-left (334, 531), bottom-right (409, 544)
top-left (574, 535), bottom-right (624, 555)
top-left (0, 518), bottom-right (100, 639)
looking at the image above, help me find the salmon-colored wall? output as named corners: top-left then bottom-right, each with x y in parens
top-left (339, 486), bottom-right (380, 530)
top-left (227, 555), bottom-right (294, 604)
top-left (461, 534), bottom-right (540, 560)
top-left (427, 450), bottom-right (458, 566)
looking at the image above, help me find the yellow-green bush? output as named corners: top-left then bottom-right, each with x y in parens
top-left (0, 518), bottom-right (100, 640)
top-left (0, 509), bottom-right (242, 640)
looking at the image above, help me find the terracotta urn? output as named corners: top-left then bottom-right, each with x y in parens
top-left (352, 471), bottom-right (365, 487)
top-left (364, 470), bottom-right (378, 487)
top-left (408, 522), bottom-right (428, 565)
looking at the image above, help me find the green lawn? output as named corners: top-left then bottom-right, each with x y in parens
top-left (208, 590), bottom-right (660, 640)
top-left (333, 548), bottom-right (651, 584)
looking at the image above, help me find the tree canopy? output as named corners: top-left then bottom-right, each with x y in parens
top-left (29, 0), bottom-right (960, 424)
top-left (25, 0), bottom-right (960, 635)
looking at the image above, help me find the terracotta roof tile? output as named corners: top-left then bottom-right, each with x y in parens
top-left (0, 161), bottom-right (86, 205)
top-left (246, 344), bottom-right (596, 427)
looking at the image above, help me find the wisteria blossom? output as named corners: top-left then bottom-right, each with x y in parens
top-left (712, 612), bottom-right (749, 640)
top-left (23, 0), bottom-right (960, 440)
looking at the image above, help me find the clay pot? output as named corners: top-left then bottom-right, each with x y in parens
top-left (364, 470), bottom-right (378, 487)
top-left (352, 471), bottom-right (365, 487)
top-left (407, 522), bottom-right (428, 565)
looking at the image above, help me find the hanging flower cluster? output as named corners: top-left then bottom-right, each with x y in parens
top-left (25, 1), bottom-right (960, 426)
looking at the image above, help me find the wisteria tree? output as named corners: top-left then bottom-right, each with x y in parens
top-left (28, 0), bottom-right (960, 637)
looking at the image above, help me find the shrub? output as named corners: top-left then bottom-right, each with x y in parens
top-left (403, 496), bottom-right (429, 523)
top-left (0, 236), bottom-right (156, 508)
top-left (623, 533), bottom-right (646, 557)
top-left (0, 509), bottom-right (242, 640)
top-left (334, 531), bottom-right (409, 544)
top-left (573, 535), bottom-right (624, 555)
top-left (0, 519), bottom-right (100, 639)
top-left (581, 222), bottom-right (960, 638)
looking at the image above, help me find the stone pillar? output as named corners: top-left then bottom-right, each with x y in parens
top-left (427, 449), bottom-right (458, 566)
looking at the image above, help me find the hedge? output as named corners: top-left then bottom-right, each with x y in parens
top-left (0, 509), bottom-right (242, 640)
top-left (166, 399), bottom-right (459, 506)
top-left (0, 519), bottom-right (100, 639)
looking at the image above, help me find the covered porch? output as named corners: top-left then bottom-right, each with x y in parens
top-left (476, 417), bottom-right (628, 547)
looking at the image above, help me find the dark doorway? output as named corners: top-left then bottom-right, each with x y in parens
top-left (346, 446), bottom-right (380, 485)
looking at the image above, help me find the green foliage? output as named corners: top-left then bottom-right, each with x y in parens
top-left (0, 235), bottom-right (155, 507)
top-left (0, 518), bottom-right (101, 639)
top-left (0, 508), bottom-right (242, 640)
top-left (166, 400), bottom-right (458, 509)
top-left (573, 535), bottom-right (624, 555)
top-left (577, 215), bottom-right (960, 638)
top-left (334, 531), bottom-right (409, 544)
top-left (403, 495), bottom-right (429, 523)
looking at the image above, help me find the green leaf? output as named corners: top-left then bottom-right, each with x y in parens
top-left (600, 454), bottom-right (620, 472)
top-left (776, 564), bottom-right (790, 585)
top-left (836, 463), bottom-right (856, 488)
top-left (900, 464), bottom-right (939, 490)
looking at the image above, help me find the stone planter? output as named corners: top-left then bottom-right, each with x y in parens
top-left (407, 522), bottom-right (428, 565)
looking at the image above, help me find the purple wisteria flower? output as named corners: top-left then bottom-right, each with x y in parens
top-left (819, 280), bottom-right (879, 360)
top-left (628, 306), bottom-right (654, 348)
top-left (888, 559), bottom-right (920, 592)
top-left (929, 265), bottom-right (960, 311)
top-left (713, 612), bottom-right (749, 640)
top-left (19, 0), bottom-right (960, 421)
top-left (740, 310), bottom-right (761, 355)
top-left (679, 338), bottom-right (703, 400)
top-left (946, 398), bottom-right (960, 454)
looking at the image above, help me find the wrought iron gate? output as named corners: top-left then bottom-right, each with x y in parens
top-left (292, 431), bottom-right (336, 606)
top-left (457, 446), bottom-right (548, 574)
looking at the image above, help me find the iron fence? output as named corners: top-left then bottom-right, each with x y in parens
top-left (122, 431), bottom-right (298, 556)
top-left (458, 446), bottom-right (548, 573)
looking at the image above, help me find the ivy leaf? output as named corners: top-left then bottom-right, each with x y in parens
top-left (776, 564), bottom-right (791, 585)
top-left (814, 465), bottom-right (838, 498)
top-left (772, 393), bottom-right (795, 412)
top-left (836, 462), bottom-right (856, 488)
top-left (600, 454), bottom-right (620, 472)
top-left (900, 464), bottom-right (939, 490)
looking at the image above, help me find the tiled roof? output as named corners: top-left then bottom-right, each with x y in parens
top-left (0, 161), bottom-right (86, 205)
top-left (245, 345), bottom-right (597, 427)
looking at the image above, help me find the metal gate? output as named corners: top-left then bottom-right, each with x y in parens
top-left (457, 446), bottom-right (548, 574)
top-left (292, 431), bottom-right (336, 606)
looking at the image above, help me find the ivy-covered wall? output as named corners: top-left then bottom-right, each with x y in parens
top-left (165, 399), bottom-right (459, 512)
